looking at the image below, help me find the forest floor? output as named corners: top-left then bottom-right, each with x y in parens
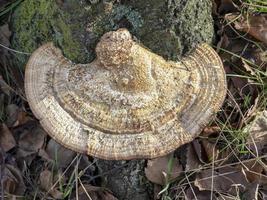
top-left (0, 0), bottom-right (267, 199)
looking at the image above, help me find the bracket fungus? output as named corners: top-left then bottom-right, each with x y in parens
top-left (25, 29), bottom-right (226, 160)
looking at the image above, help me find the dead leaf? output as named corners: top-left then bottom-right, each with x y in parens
top-left (192, 140), bottom-right (206, 164)
top-left (46, 139), bottom-right (76, 168)
top-left (145, 153), bottom-right (182, 185)
top-left (217, 33), bottom-right (230, 50)
top-left (194, 166), bottom-right (248, 196)
top-left (201, 126), bottom-right (221, 137)
top-left (246, 110), bottom-right (267, 155)
top-left (240, 159), bottom-right (267, 184)
top-left (0, 123), bottom-right (16, 152)
top-left (242, 59), bottom-right (256, 76)
top-left (38, 148), bottom-right (51, 161)
top-left (185, 185), bottom-right (216, 200)
top-left (3, 164), bottom-right (26, 195)
top-left (39, 169), bottom-right (63, 199)
top-left (242, 183), bottom-right (259, 200)
top-left (75, 184), bottom-right (118, 200)
top-left (201, 139), bottom-right (219, 162)
top-left (230, 75), bottom-right (251, 96)
top-left (5, 104), bottom-right (19, 127)
top-left (185, 143), bottom-right (202, 171)
top-left (18, 125), bottom-right (46, 153)
top-left (13, 111), bottom-right (33, 127)
top-left (226, 14), bottom-right (267, 44)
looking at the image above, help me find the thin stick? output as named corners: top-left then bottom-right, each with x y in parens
top-left (0, 43), bottom-right (31, 55)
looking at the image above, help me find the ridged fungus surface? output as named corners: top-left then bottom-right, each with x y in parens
top-left (25, 29), bottom-right (226, 160)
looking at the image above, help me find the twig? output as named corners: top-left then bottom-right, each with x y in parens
top-left (0, 43), bottom-right (31, 55)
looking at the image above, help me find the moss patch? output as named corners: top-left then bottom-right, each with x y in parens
top-left (11, 0), bottom-right (87, 67)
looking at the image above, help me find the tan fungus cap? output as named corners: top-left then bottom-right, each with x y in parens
top-left (25, 29), bottom-right (227, 160)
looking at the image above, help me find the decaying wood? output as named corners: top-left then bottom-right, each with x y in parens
top-left (24, 29), bottom-right (227, 160)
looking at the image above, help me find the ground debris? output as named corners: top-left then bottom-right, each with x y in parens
top-left (0, 123), bottom-right (16, 152)
top-left (246, 110), bottom-right (267, 155)
top-left (46, 139), bottom-right (76, 168)
top-left (39, 169), bottom-right (64, 199)
top-left (2, 164), bottom-right (26, 196)
top-left (185, 143), bottom-right (202, 171)
top-left (194, 166), bottom-right (248, 196)
top-left (73, 184), bottom-right (118, 200)
top-left (225, 13), bottom-right (267, 44)
top-left (145, 153), bottom-right (182, 185)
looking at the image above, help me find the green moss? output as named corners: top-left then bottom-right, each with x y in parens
top-left (11, 0), bottom-right (86, 68)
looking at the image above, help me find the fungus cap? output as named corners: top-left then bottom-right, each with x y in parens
top-left (25, 29), bottom-right (226, 160)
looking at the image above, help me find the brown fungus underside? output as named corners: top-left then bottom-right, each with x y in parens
top-left (25, 29), bottom-right (226, 160)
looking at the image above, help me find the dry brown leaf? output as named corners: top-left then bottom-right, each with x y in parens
top-left (185, 185), bottom-right (216, 200)
top-left (15, 149), bottom-right (36, 166)
top-left (194, 166), bottom-right (248, 196)
top-left (185, 143), bottom-right (202, 171)
top-left (0, 123), bottom-right (16, 152)
top-left (39, 169), bottom-right (63, 199)
top-left (75, 184), bottom-right (118, 200)
top-left (216, 33), bottom-right (230, 50)
top-left (226, 14), bottom-right (267, 44)
top-left (192, 140), bottom-right (206, 163)
top-left (5, 104), bottom-right (19, 127)
top-left (3, 164), bottom-right (26, 195)
top-left (242, 59), bottom-right (256, 76)
top-left (242, 183), bottom-right (260, 200)
top-left (18, 125), bottom-right (46, 153)
top-left (230, 75), bottom-right (251, 95)
top-left (145, 153), bottom-right (182, 185)
top-left (240, 160), bottom-right (267, 184)
top-left (246, 110), bottom-right (267, 155)
top-left (13, 111), bottom-right (33, 127)
top-left (46, 139), bottom-right (76, 168)
top-left (201, 139), bottom-right (219, 162)
top-left (38, 148), bottom-right (51, 161)
top-left (201, 126), bottom-right (221, 137)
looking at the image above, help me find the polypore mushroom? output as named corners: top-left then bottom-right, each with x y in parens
top-left (25, 29), bottom-right (226, 160)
